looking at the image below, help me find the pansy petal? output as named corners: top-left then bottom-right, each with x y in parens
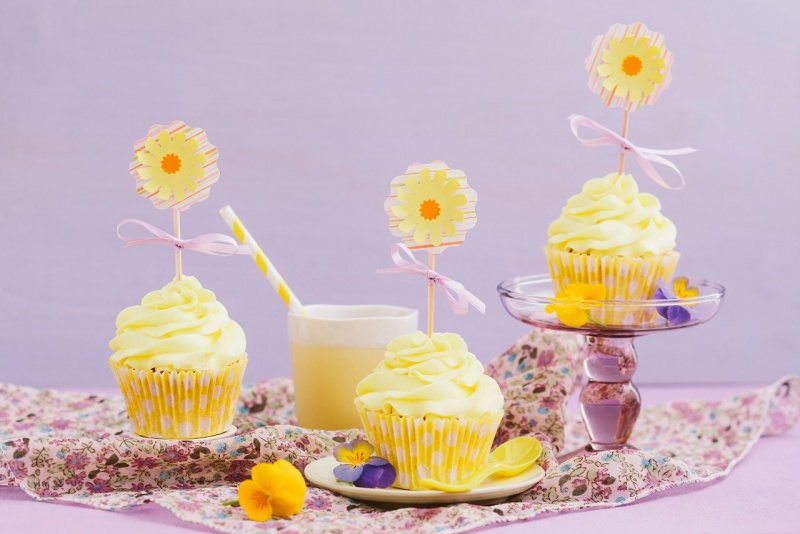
top-left (548, 304), bottom-right (588, 328)
top-left (238, 479), bottom-right (273, 522)
top-left (354, 464), bottom-right (397, 489)
top-left (655, 282), bottom-right (675, 300)
top-left (666, 305), bottom-right (692, 326)
top-left (333, 464), bottom-right (363, 483)
top-left (349, 440), bottom-right (375, 462)
top-left (332, 442), bottom-right (353, 462)
top-left (584, 284), bottom-right (607, 300)
top-left (268, 460), bottom-right (307, 517)
top-left (250, 462), bottom-right (278, 491)
top-left (365, 456), bottom-right (389, 467)
top-left (682, 287), bottom-right (700, 299)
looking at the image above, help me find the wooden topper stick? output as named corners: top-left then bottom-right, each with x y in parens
top-left (427, 252), bottom-right (435, 337)
top-left (617, 109), bottom-right (631, 175)
top-left (173, 209), bottom-right (183, 280)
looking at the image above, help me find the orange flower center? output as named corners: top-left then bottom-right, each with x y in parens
top-left (160, 153), bottom-right (182, 174)
top-left (419, 199), bottom-right (441, 221)
top-left (622, 55), bottom-right (643, 76)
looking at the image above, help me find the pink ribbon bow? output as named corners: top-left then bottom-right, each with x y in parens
top-left (117, 219), bottom-right (250, 256)
top-left (378, 243), bottom-right (486, 315)
top-left (568, 114), bottom-right (697, 190)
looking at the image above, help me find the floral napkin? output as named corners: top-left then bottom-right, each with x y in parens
top-left (1, 328), bottom-right (798, 534)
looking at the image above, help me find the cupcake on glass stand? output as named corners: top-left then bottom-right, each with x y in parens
top-left (498, 23), bottom-right (725, 454)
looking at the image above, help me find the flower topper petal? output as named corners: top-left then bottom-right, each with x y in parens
top-left (129, 120), bottom-right (219, 211)
top-left (586, 22), bottom-right (673, 111)
top-left (384, 161), bottom-right (477, 255)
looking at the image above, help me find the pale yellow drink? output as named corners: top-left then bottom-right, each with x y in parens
top-left (290, 345), bottom-right (390, 430)
top-left (288, 305), bottom-right (418, 431)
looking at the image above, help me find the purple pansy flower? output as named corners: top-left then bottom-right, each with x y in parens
top-left (332, 440), bottom-right (396, 489)
top-left (654, 277), bottom-right (698, 326)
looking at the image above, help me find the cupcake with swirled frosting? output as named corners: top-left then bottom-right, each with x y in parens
top-left (545, 172), bottom-right (679, 323)
top-left (109, 276), bottom-right (247, 439)
top-left (355, 331), bottom-right (504, 490)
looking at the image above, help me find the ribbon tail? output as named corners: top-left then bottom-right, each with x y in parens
top-left (466, 291), bottom-right (486, 315)
top-left (184, 233), bottom-right (253, 256)
top-left (638, 146), bottom-right (698, 156)
top-left (439, 279), bottom-right (486, 315)
top-left (632, 150), bottom-right (687, 191)
top-left (185, 242), bottom-right (251, 256)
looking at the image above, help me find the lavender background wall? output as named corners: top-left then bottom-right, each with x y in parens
top-left (1, 0), bottom-right (798, 387)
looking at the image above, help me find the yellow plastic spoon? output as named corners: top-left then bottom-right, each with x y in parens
top-left (419, 435), bottom-right (543, 493)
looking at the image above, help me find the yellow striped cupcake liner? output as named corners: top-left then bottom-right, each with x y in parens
top-left (544, 247), bottom-right (679, 325)
top-left (110, 357), bottom-right (247, 439)
top-left (358, 409), bottom-right (503, 490)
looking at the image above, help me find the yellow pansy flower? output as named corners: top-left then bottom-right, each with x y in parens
top-left (236, 459), bottom-right (306, 522)
top-left (545, 283), bottom-right (608, 328)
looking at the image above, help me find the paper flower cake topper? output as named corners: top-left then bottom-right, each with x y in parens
top-left (586, 22), bottom-right (673, 111)
top-left (120, 121), bottom-right (245, 281)
top-left (381, 161), bottom-right (483, 337)
top-left (129, 120), bottom-right (219, 211)
top-left (384, 161), bottom-right (477, 255)
top-left (570, 22), bottom-right (692, 189)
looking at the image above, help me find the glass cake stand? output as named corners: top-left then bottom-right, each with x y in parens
top-left (497, 274), bottom-right (725, 454)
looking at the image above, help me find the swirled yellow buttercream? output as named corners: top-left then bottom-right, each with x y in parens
top-left (354, 332), bottom-right (504, 418)
top-left (547, 172), bottom-right (677, 256)
top-left (109, 276), bottom-right (246, 370)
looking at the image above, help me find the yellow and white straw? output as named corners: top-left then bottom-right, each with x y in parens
top-left (219, 205), bottom-right (304, 315)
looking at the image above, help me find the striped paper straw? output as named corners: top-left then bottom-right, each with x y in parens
top-left (219, 205), bottom-right (304, 315)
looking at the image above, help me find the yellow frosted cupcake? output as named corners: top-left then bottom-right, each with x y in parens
top-left (109, 276), bottom-right (247, 439)
top-left (355, 332), bottom-right (504, 490)
top-left (545, 172), bottom-right (679, 324)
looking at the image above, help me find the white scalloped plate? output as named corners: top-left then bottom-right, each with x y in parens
top-left (304, 456), bottom-right (545, 505)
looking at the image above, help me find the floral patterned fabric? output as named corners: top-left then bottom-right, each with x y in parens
top-left (1, 329), bottom-right (798, 534)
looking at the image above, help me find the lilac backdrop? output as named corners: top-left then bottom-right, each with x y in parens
top-left (1, 1), bottom-right (798, 387)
